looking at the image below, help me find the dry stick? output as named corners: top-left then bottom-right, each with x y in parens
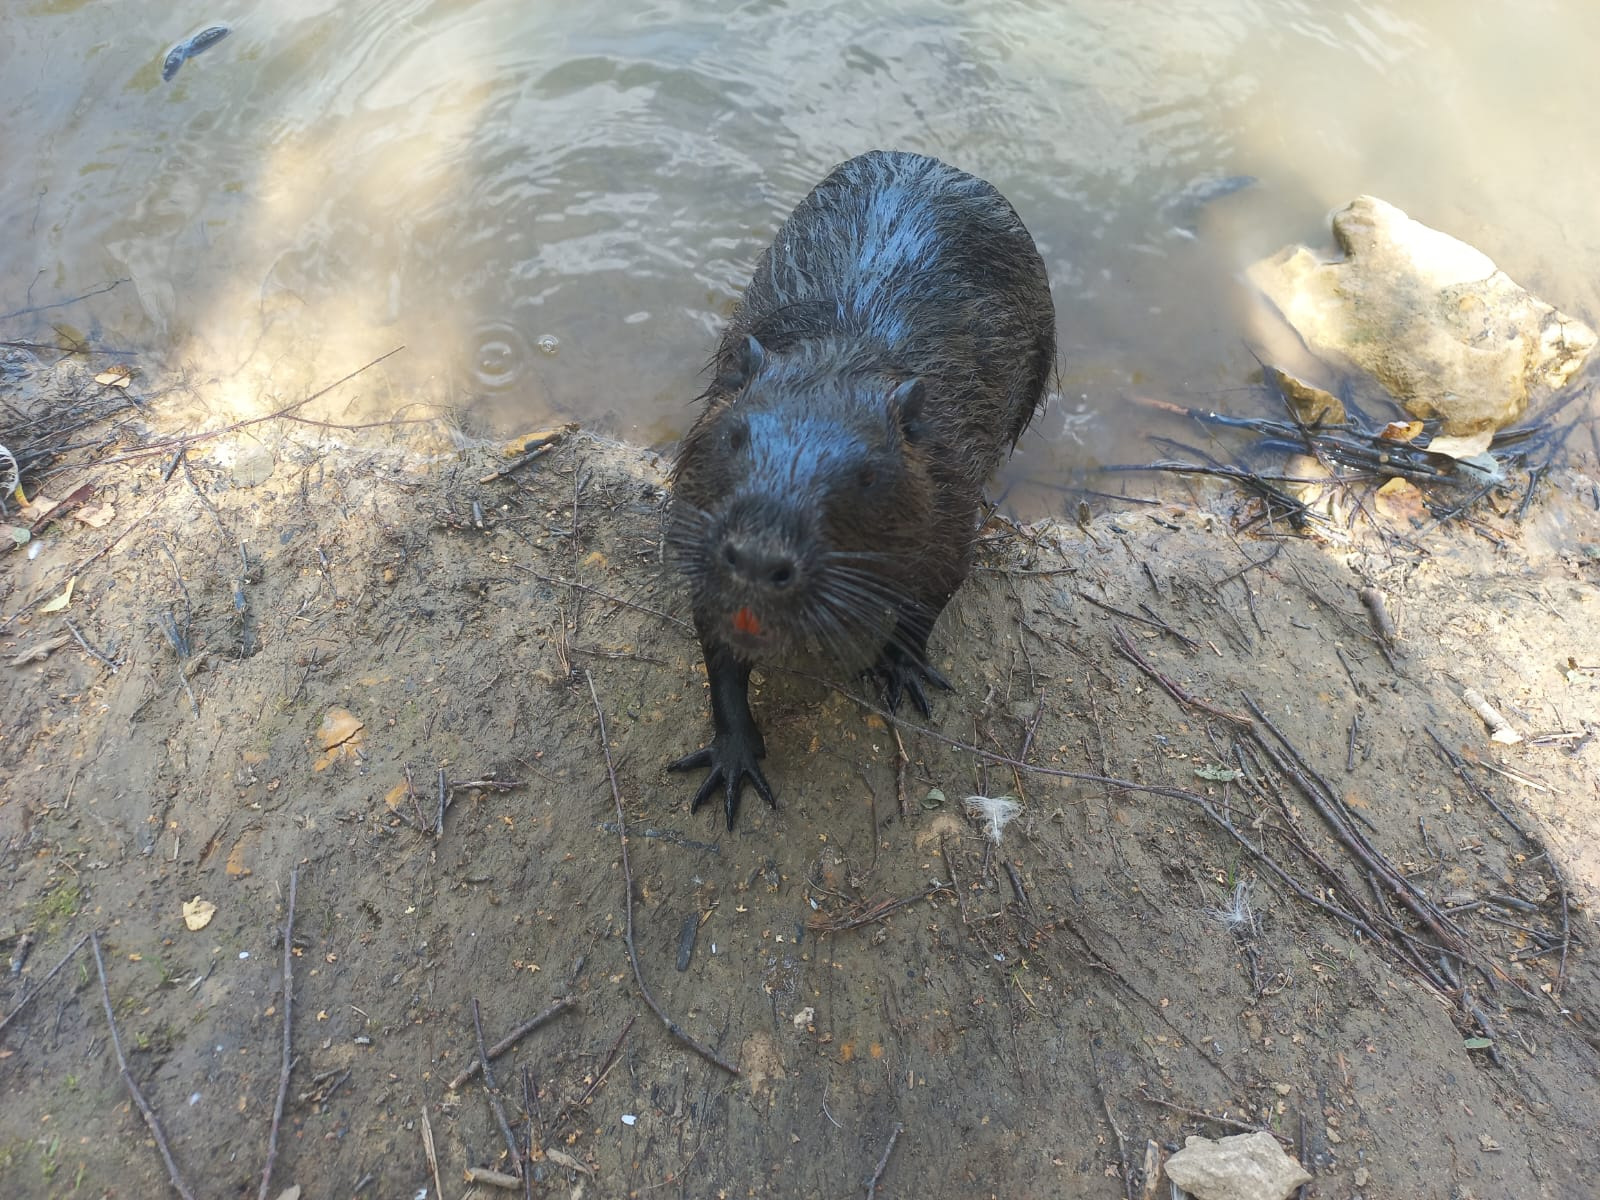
top-left (807, 883), bottom-right (953, 934)
top-left (1246, 696), bottom-right (1378, 833)
top-left (473, 998), bottom-right (525, 1181)
top-left (90, 933), bottom-right (196, 1200)
top-left (890, 723), bottom-right (910, 818)
top-left (1242, 696), bottom-right (1476, 976)
top-left (801, 667), bottom-right (1557, 997)
top-left (1425, 726), bottom-right (1572, 991)
top-left (0, 931), bottom-right (89, 1037)
top-left (420, 1103), bottom-right (444, 1200)
top-left (0, 514), bottom-right (140, 632)
top-left (863, 1122), bottom-right (905, 1200)
top-left (1077, 591), bottom-right (1201, 651)
top-left (1088, 1041), bottom-right (1135, 1200)
top-left (68, 346), bottom-right (409, 471)
top-left (516, 565), bottom-right (689, 629)
top-left (574, 1015), bottom-right (637, 1109)
top-left (258, 865), bottom-right (299, 1200)
top-left (64, 619), bottom-right (120, 672)
top-left (941, 833), bottom-right (972, 926)
top-left (1110, 626), bottom-right (1251, 727)
top-left (3, 349), bottom-right (405, 632)
top-left (1135, 1084), bottom-right (1290, 1141)
top-left (447, 996), bottom-right (577, 1090)
top-left (520, 1066), bottom-right (540, 1200)
top-left (1250, 766), bottom-right (1449, 992)
top-left (584, 670), bottom-right (740, 1076)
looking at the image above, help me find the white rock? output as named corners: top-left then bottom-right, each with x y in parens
top-left (1163, 1130), bottom-right (1311, 1200)
top-left (1250, 196), bottom-right (1595, 435)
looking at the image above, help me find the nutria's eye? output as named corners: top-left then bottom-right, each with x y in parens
top-left (727, 422), bottom-right (748, 452)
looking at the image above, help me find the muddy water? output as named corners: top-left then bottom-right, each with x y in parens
top-left (2, 0), bottom-right (1598, 492)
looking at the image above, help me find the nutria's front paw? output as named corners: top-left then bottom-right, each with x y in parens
top-left (668, 730), bottom-right (776, 830)
top-left (872, 644), bottom-right (953, 717)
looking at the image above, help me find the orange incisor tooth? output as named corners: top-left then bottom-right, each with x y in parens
top-left (733, 607), bottom-right (762, 636)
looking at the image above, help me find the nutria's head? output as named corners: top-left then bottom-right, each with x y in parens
top-left (668, 334), bottom-right (940, 667)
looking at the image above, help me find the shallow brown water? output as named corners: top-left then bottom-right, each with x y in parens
top-left (3, 0), bottom-right (1598, 498)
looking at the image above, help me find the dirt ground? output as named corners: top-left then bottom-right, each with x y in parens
top-left (2, 352), bottom-right (1599, 1200)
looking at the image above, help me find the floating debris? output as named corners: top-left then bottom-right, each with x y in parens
top-left (162, 25), bottom-right (231, 82)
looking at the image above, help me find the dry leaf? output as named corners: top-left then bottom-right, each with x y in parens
top-left (1424, 430), bottom-right (1495, 460)
top-left (1268, 367), bottom-right (1346, 426)
top-left (94, 365), bottom-right (134, 388)
top-left (39, 576), bottom-right (76, 613)
top-left (503, 423), bottom-right (576, 456)
top-left (225, 835), bottom-right (254, 877)
top-left (1378, 420), bottom-right (1424, 442)
top-left (317, 707), bottom-right (364, 751)
top-left (313, 707), bottom-right (366, 771)
top-left (1374, 477), bottom-right (1427, 526)
top-left (182, 897), bottom-right (217, 931)
top-left (384, 780), bottom-right (410, 812)
top-left (19, 496), bottom-right (58, 524)
top-left (73, 502), bottom-right (115, 529)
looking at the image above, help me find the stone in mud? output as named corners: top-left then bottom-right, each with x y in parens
top-left (1163, 1130), bottom-right (1312, 1200)
top-left (1249, 195), bottom-right (1596, 435)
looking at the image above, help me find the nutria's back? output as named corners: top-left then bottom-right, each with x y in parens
top-left (666, 150), bottom-right (1055, 829)
top-left (728, 151), bottom-right (1055, 480)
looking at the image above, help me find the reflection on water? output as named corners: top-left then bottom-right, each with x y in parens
top-left (1, 0), bottom-right (1597, 496)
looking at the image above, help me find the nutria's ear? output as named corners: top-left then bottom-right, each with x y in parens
top-left (889, 377), bottom-right (927, 443)
top-left (714, 333), bottom-right (766, 395)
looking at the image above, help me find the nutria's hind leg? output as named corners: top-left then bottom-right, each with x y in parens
top-left (871, 607), bottom-right (953, 717)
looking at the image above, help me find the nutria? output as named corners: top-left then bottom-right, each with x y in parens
top-left (667, 150), bottom-right (1055, 829)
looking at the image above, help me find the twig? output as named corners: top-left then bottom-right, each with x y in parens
top-left (1088, 1041), bottom-right (1134, 1200)
top-left (941, 834), bottom-right (971, 925)
top-left (1136, 1084), bottom-right (1290, 1140)
top-left (58, 347), bottom-right (408, 471)
top-left (521, 1066), bottom-right (540, 1200)
top-left (891, 723), bottom-right (910, 818)
top-left (807, 883), bottom-right (953, 934)
top-left (474, 998), bottom-right (524, 1181)
top-left (1426, 727), bottom-right (1571, 991)
top-left (447, 996), bottom-right (577, 1090)
top-left (515, 565), bottom-right (689, 628)
top-left (64, 619), bottom-right (120, 672)
top-left (1111, 625), bottom-right (1251, 726)
top-left (574, 1015), bottom-right (636, 1109)
top-left (864, 1122), bottom-right (904, 1200)
top-left (91, 933), bottom-right (195, 1200)
top-left (420, 1104), bottom-right (444, 1200)
top-left (258, 865), bottom-right (299, 1200)
top-left (0, 277), bottom-right (128, 322)
top-left (0, 932), bottom-right (90, 1038)
top-left (477, 429), bottom-right (570, 483)
top-left (0, 515), bottom-right (141, 633)
top-left (585, 670), bottom-right (740, 1075)
top-left (1077, 591), bottom-right (1201, 651)
top-left (434, 766), bottom-right (448, 838)
top-left (1018, 687), bottom-right (1048, 765)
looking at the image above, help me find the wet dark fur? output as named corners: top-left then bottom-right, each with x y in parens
top-left (667, 150), bottom-right (1055, 828)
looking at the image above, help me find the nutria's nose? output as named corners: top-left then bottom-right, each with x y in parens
top-left (721, 537), bottom-right (798, 590)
